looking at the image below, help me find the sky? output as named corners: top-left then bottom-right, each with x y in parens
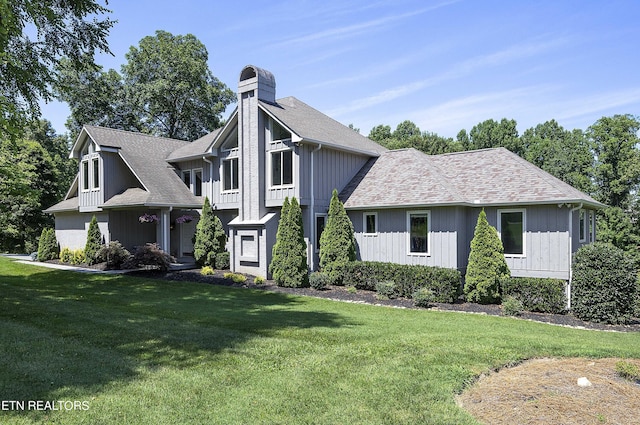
top-left (40, 0), bottom-right (640, 139)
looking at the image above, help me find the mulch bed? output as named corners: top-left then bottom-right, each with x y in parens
top-left (128, 268), bottom-right (640, 333)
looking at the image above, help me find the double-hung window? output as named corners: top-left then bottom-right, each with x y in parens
top-left (223, 158), bottom-right (239, 191)
top-left (407, 211), bottom-right (429, 255)
top-left (579, 210), bottom-right (587, 242)
top-left (271, 150), bottom-right (293, 186)
top-left (498, 209), bottom-right (525, 256)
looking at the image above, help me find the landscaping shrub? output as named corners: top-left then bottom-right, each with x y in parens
top-left (502, 295), bottom-right (524, 316)
top-left (270, 197), bottom-right (309, 288)
top-left (59, 247), bottom-right (72, 263)
top-left (215, 252), bottom-right (230, 270)
top-left (309, 272), bottom-right (331, 290)
top-left (571, 242), bottom-right (638, 324)
top-left (84, 215), bottom-right (103, 265)
top-left (341, 261), bottom-right (461, 303)
top-left (125, 243), bottom-right (174, 271)
top-left (200, 266), bottom-right (214, 276)
top-left (71, 249), bottom-right (85, 265)
top-left (254, 276), bottom-right (265, 285)
top-left (375, 281), bottom-right (397, 299)
top-left (319, 189), bottom-right (356, 285)
top-left (193, 197), bottom-right (227, 267)
top-left (95, 241), bottom-right (131, 269)
top-left (412, 287), bottom-right (435, 308)
top-left (615, 361), bottom-right (640, 382)
top-left (500, 277), bottom-right (566, 314)
top-left (464, 209), bottom-right (510, 304)
top-left (224, 272), bottom-right (247, 283)
top-left (37, 228), bottom-right (58, 261)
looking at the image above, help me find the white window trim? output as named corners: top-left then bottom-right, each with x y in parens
top-left (268, 148), bottom-right (295, 189)
top-left (363, 212), bottom-right (378, 236)
top-left (91, 157), bottom-right (100, 190)
top-left (497, 208), bottom-right (526, 258)
top-left (579, 210), bottom-right (587, 243)
top-left (315, 213), bottom-right (327, 253)
top-left (193, 168), bottom-right (203, 196)
top-left (221, 157), bottom-right (240, 193)
top-left (406, 210), bottom-right (430, 256)
top-left (81, 160), bottom-right (90, 192)
top-left (589, 210), bottom-right (596, 242)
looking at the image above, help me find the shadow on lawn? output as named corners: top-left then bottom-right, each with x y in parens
top-left (0, 263), bottom-right (351, 403)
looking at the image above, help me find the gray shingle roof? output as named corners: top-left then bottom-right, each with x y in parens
top-left (44, 197), bottom-right (80, 213)
top-left (259, 97), bottom-right (387, 155)
top-left (341, 147), bottom-right (603, 209)
top-left (166, 128), bottom-right (221, 161)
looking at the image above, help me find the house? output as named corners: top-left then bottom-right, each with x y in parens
top-left (46, 64), bottom-right (604, 283)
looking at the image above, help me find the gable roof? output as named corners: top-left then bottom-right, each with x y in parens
top-left (341, 147), bottom-right (603, 209)
top-left (259, 97), bottom-right (387, 156)
top-left (166, 128), bottom-right (222, 161)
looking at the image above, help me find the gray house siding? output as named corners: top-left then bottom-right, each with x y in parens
top-left (349, 207), bottom-right (460, 269)
top-left (54, 212), bottom-right (109, 250)
top-left (103, 152), bottom-right (141, 200)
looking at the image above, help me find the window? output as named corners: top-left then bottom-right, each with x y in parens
top-left (267, 117), bottom-right (291, 142)
top-left (315, 214), bottom-right (327, 252)
top-left (407, 211), bottom-right (429, 254)
top-left (579, 210), bottom-right (587, 242)
top-left (82, 160), bottom-right (89, 191)
top-left (182, 170), bottom-right (191, 188)
top-left (92, 158), bottom-right (100, 189)
top-left (498, 209), bottom-right (525, 256)
top-left (271, 150), bottom-right (293, 186)
top-left (589, 211), bottom-right (595, 242)
top-left (223, 158), bottom-right (239, 191)
top-left (193, 169), bottom-right (202, 196)
top-left (363, 212), bottom-right (377, 235)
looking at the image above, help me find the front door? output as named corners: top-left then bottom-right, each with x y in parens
top-left (180, 219), bottom-right (197, 257)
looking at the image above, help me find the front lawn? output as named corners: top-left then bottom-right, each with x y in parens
top-left (1, 257), bottom-right (639, 424)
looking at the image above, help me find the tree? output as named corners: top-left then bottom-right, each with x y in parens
top-left (37, 228), bottom-right (58, 261)
top-left (84, 215), bottom-right (102, 265)
top-left (588, 114), bottom-right (640, 209)
top-left (193, 197), bottom-right (227, 267)
top-left (319, 189), bottom-right (356, 284)
top-left (596, 207), bottom-right (640, 261)
top-left (468, 118), bottom-right (523, 156)
top-left (269, 197), bottom-right (309, 287)
top-left (55, 60), bottom-right (141, 136)
top-left (521, 120), bottom-right (594, 194)
top-left (464, 209), bottom-right (510, 304)
top-left (121, 30), bottom-right (235, 140)
top-left (0, 0), bottom-right (114, 138)
top-left (368, 124), bottom-right (392, 144)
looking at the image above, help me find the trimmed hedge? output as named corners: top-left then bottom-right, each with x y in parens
top-left (341, 261), bottom-right (461, 303)
top-left (500, 277), bottom-right (566, 314)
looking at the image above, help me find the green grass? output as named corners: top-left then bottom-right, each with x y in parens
top-left (1, 257), bottom-right (640, 424)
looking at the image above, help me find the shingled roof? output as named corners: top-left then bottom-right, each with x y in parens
top-left (259, 97), bottom-right (387, 156)
top-left (341, 147), bottom-right (603, 209)
top-left (166, 128), bottom-right (222, 161)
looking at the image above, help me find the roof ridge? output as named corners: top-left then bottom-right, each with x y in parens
top-left (84, 125), bottom-right (189, 144)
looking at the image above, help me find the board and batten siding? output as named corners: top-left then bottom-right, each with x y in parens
top-left (103, 151), bottom-right (141, 200)
top-left (349, 207), bottom-right (459, 269)
top-left (462, 205), bottom-right (572, 279)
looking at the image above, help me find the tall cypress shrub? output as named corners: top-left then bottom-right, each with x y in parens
top-left (194, 197), bottom-right (227, 267)
top-left (319, 189), bottom-right (356, 284)
top-left (270, 197), bottom-right (309, 287)
top-left (37, 228), bottom-right (58, 261)
top-left (464, 209), bottom-right (510, 304)
top-left (84, 215), bottom-right (103, 265)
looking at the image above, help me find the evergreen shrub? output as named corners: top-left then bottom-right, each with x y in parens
top-left (571, 242), bottom-right (638, 324)
top-left (37, 228), bottom-right (58, 261)
top-left (341, 261), bottom-right (461, 302)
top-left (319, 189), bottom-right (356, 285)
top-left (500, 277), bottom-right (566, 314)
top-left (59, 247), bottom-right (73, 263)
top-left (270, 197), bottom-right (309, 287)
top-left (464, 209), bottom-right (510, 304)
top-left (200, 266), bottom-right (214, 276)
top-left (84, 215), bottom-right (103, 265)
top-left (71, 249), bottom-right (85, 265)
top-left (193, 197), bottom-right (227, 267)
top-left (501, 295), bottom-right (524, 316)
top-left (309, 272), bottom-right (331, 290)
top-left (215, 252), bottom-right (230, 270)
top-left (375, 281), bottom-right (397, 299)
top-left (412, 287), bottom-right (435, 308)
top-left (95, 241), bottom-right (131, 269)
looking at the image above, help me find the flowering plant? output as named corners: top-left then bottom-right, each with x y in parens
top-left (175, 214), bottom-right (194, 224)
top-left (139, 213), bottom-right (159, 223)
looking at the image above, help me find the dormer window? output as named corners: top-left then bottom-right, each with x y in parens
top-left (81, 155), bottom-right (100, 191)
top-left (271, 150), bottom-right (293, 186)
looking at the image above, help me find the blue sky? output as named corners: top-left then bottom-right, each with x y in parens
top-left (41, 0), bottom-right (640, 139)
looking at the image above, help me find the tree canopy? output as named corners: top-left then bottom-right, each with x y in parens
top-left (57, 30), bottom-right (235, 140)
top-left (0, 0), bottom-right (114, 138)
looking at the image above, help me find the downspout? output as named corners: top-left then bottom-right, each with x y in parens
top-left (309, 143), bottom-right (322, 271)
top-left (567, 202), bottom-right (583, 310)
